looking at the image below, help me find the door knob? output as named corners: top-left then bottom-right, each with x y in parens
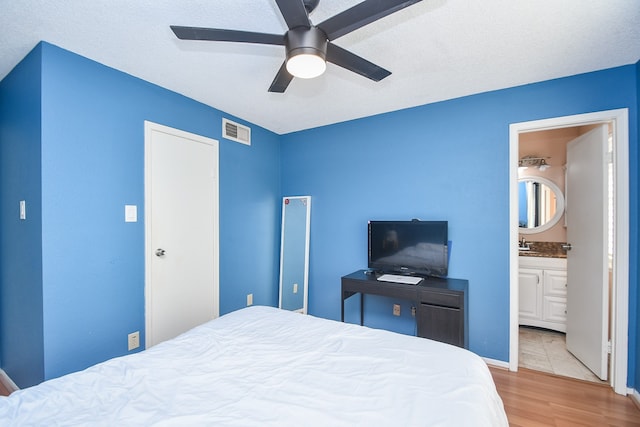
top-left (155, 248), bottom-right (166, 257)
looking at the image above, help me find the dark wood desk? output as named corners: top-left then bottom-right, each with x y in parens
top-left (341, 270), bottom-right (468, 348)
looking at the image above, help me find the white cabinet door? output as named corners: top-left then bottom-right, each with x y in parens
top-left (519, 268), bottom-right (542, 322)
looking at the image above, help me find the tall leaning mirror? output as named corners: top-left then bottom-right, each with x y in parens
top-left (279, 196), bottom-right (311, 313)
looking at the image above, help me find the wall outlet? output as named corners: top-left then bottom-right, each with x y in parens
top-left (293, 283), bottom-right (298, 294)
top-left (247, 293), bottom-right (253, 306)
top-left (393, 304), bottom-right (401, 316)
top-left (411, 306), bottom-right (417, 317)
top-left (128, 331), bottom-right (140, 351)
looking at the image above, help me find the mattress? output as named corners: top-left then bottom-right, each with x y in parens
top-left (0, 306), bottom-right (508, 426)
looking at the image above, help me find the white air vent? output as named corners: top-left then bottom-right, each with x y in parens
top-left (222, 118), bottom-right (251, 145)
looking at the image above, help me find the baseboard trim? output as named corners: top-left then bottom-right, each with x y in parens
top-left (0, 369), bottom-right (19, 393)
top-left (483, 357), bottom-right (509, 369)
top-left (630, 388), bottom-right (640, 411)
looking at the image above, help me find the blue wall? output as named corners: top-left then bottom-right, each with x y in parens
top-left (0, 42), bottom-right (281, 387)
top-left (281, 65), bottom-right (639, 381)
top-left (1, 41), bottom-right (638, 391)
top-left (0, 44), bottom-right (45, 388)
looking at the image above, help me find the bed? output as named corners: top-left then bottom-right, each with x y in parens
top-left (0, 306), bottom-right (508, 426)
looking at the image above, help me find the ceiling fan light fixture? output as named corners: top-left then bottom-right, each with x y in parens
top-left (285, 26), bottom-right (328, 79)
top-left (518, 155), bottom-right (551, 171)
top-left (286, 53), bottom-right (326, 79)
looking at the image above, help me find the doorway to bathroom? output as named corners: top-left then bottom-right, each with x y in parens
top-left (508, 109), bottom-right (629, 395)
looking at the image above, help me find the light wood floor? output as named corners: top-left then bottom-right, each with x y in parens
top-left (491, 367), bottom-right (640, 426)
top-left (0, 380), bottom-right (11, 397)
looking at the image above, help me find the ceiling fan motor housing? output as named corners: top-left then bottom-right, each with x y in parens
top-left (285, 26), bottom-right (328, 61)
top-left (303, 0), bottom-right (320, 14)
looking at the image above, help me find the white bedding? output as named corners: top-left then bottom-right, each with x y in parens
top-left (0, 306), bottom-right (508, 426)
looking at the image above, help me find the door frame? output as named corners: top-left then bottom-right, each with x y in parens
top-left (144, 121), bottom-right (220, 348)
top-left (508, 109), bottom-right (629, 395)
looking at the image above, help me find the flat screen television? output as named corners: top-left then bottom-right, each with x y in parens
top-left (368, 220), bottom-right (448, 278)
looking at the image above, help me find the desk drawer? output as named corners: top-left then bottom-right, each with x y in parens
top-left (419, 289), bottom-right (462, 308)
top-left (342, 278), bottom-right (418, 300)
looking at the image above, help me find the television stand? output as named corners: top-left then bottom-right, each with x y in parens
top-left (341, 270), bottom-right (468, 348)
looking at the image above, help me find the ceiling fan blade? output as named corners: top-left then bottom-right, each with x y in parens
top-left (269, 61), bottom-right (294, 93)
top-left (275, 0), bottom-right (311, 30)
top-left (171, 26), bottom-right (285, 45)
top-left (326, 43), bottom-right (391, 81)
top-left (318, 0), bottom-right (423, 41)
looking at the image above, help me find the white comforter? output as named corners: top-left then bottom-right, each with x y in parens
top-left (0, 306), bottom-right (508, 426)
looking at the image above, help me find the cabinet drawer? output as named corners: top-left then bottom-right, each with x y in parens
top-left (419, 289), bottom-right (462, 308)
top-left (544, 270), bottom-right (567, 297)
top-left (543, 296), bottom-right (567, 327)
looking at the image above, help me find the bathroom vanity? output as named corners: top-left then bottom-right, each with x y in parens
top-left (518, 255), bottom-right (567, 332)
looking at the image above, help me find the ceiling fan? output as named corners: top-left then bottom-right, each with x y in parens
top-left (171, 0), bottom-right (423, 93)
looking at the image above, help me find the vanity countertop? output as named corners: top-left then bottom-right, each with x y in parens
top-left (519, 251), bottom-right (566, 259)
top-left (518, 241), bottom-right (567, 258)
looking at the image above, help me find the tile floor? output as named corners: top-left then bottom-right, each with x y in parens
top-left (519, 326), bottom-right (605, 383)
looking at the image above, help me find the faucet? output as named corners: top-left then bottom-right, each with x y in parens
top-left (519, 237), bottom-right (530, 250)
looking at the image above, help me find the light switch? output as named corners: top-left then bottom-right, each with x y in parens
top-left (125, 205), bottom-right (137, 222)
top-left (19, 200), bottom-right (26, 220)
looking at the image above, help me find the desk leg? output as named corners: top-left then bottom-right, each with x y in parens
top-left (341, 292), bottom-right (364, 325)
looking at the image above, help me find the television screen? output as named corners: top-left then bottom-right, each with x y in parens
top-left (368, 220), bottom-right (448, 278)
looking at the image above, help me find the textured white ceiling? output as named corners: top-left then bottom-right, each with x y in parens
top-left (1, 0), bottom-right (639, 134)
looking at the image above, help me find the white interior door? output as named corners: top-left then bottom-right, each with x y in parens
top-left (565, 125), bottom-right (609, 380)
top-left (144, 121), bottom-right (219, 348)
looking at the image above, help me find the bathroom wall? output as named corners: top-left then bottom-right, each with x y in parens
top-left (518, 125), bottom-right (601, 243)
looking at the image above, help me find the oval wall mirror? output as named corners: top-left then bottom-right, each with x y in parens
top-left (518, 176), bottom-right (565, 234)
